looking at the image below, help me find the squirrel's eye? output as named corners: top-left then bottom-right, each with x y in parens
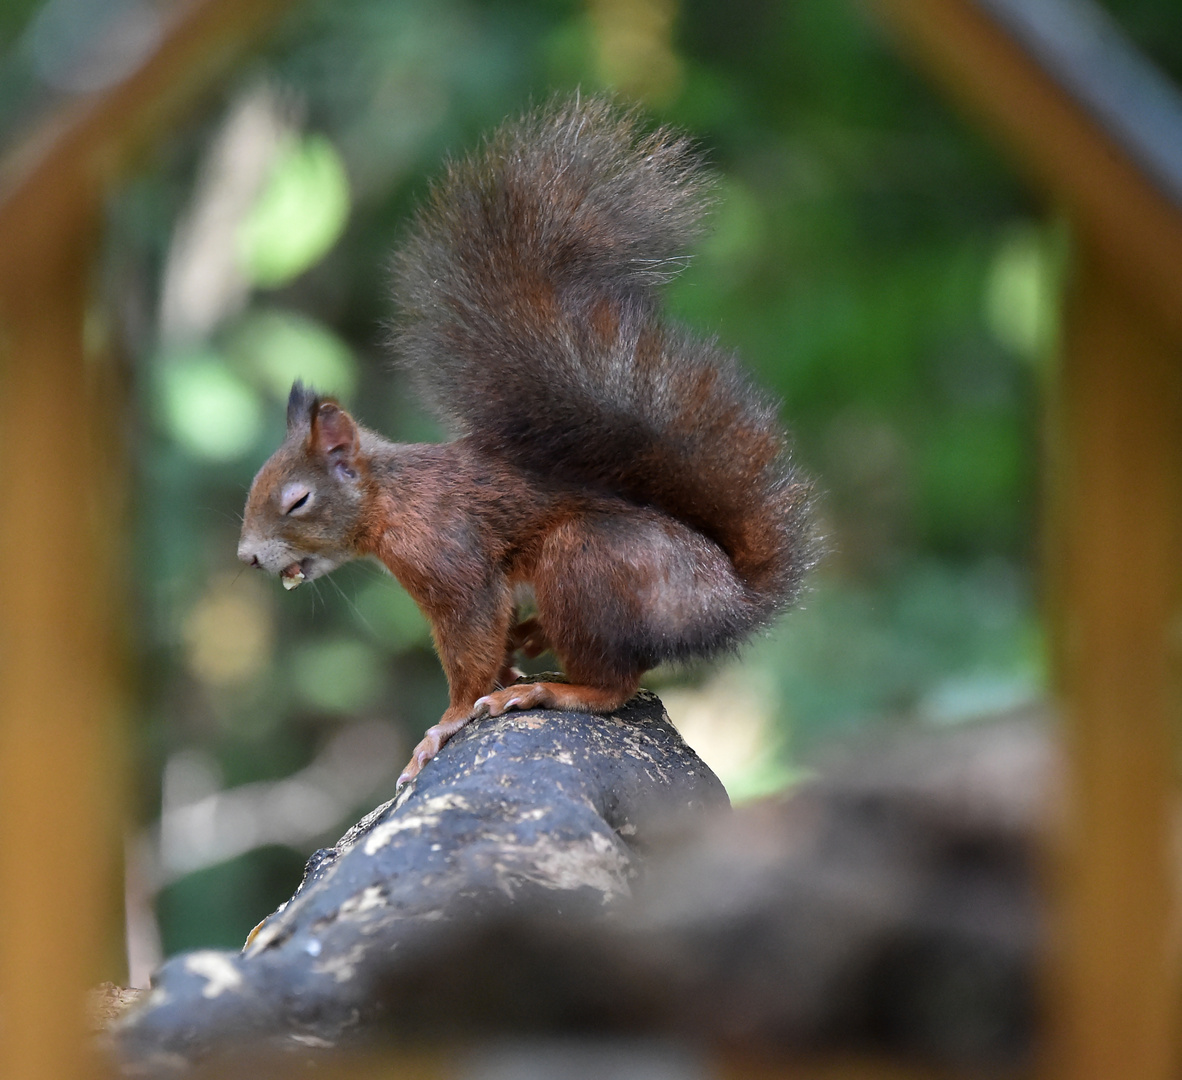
top-left (283, 488), bottom-right (312, 515)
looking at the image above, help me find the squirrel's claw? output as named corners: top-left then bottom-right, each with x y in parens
top-left (396, 708), bottom-right (480, 788)
top-left (396, 743), bottom-right (434, 788)
top-left (474, 684), bottom-right (545, 717)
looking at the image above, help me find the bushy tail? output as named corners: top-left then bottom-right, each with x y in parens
top-left (391, 97), bottom-right (814, 630)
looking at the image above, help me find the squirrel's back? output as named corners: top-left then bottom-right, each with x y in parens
top-left (391, 97), bottom-right (814, 636)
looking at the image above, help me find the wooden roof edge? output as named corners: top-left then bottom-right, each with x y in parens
top-left (0, 0), bottom-right (293, 256)
top-left (870, 0), bottom-right (1182, 334)
top-left (979, 0), bottom-right (1182, 210)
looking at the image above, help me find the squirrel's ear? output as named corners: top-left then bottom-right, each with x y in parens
top-left (287, 380), bottom-right (320, 433)
top-left (309, 401), bottom-right (360, 470)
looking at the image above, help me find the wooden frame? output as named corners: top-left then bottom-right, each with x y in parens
top-left (3, 0), bottom-right (1181, 1076)
top-left (870, 2), bottom-right (1182, 1078)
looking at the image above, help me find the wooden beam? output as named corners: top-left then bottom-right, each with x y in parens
top-left (0, 0), bottom-right (293, 233)
top-left (0, 2), bottom-right (293, 1078)
top-left (869, 0), bottom-right (1182, 337)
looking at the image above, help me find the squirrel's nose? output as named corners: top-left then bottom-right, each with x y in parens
top-left (237, 539), bottom-right (261, 567)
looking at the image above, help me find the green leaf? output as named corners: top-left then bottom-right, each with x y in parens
top-left (237, 134), bottom-right (351, 288)
top-left (984, 224), bottom-right (1063, 362)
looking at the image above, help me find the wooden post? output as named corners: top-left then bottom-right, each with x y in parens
top-left (1046, 241), bottom-right (1182, 1080)
top-left (0, 2), bottom-right (294, 1077)
top-left (0, 194), bottom-right (120, 1080)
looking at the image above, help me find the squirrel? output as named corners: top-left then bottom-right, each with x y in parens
top-left (237, 97), bottom-right (815, 787)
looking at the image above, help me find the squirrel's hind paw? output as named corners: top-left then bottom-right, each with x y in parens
top-left (396, 680), bottom-right (639, 786)
top-left (473, 681), bottom-right (635, 718)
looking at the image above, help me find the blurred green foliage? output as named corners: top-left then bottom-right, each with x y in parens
top-left (237, 133), bottom-right (351, 287)
top-left (3, 0), bottom-right (1179, 959)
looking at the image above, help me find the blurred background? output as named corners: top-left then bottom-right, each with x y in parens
top-left (0, 0), bottom-right (1178, 977)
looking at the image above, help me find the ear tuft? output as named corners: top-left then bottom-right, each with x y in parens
top-left (287, 381), bottom-right (320, 432)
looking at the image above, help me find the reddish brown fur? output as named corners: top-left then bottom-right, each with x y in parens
top-left (240, 392), bottom-right (755, 784)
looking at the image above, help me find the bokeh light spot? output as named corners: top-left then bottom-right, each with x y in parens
top-left (159, 351), bottom-right (263, 461)
top-left (237, 134), bottom-right (351, 288)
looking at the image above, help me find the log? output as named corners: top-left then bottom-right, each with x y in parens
top-left (110, 685), bottom-right (728, 1069)
top-left (108, 688), bottom-right (1050, 1076)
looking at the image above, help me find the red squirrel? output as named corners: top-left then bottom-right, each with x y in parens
top-left (238, 98), bottom-right (814, 787)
